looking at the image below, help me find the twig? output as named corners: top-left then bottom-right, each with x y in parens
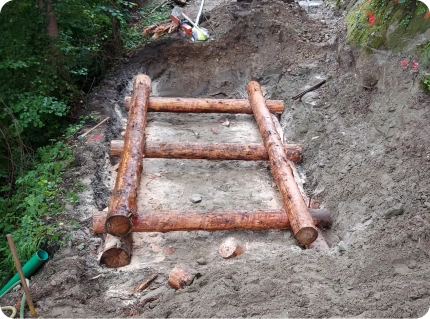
top-left (292, 79), bottom-right (326, 101)
top-left (134, 272), bottom-right (158, 292)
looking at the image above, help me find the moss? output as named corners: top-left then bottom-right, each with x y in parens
top-left (346, 0), bottom-right (430, 50)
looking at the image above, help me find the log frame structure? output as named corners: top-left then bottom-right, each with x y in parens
top-left (99, 75), bottom-right (331, 267)
top-left (247, 81), bottom-right (318, 245)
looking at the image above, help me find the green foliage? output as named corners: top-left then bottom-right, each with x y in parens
top-left (346, 0), bottom-right (430, 50)
top-left (423, 75), bottom-right (430, 91)
top-left (0, 141), bottom-right (75, 284)
top-left (121, 2), bottom-right (172, 49)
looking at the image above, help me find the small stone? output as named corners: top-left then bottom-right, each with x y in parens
top-left (190, 194), bottom-right (202, 203)
top-left (287, 69), bottom-right (292, 72)
top-left (384, 204), bottom-right (404, 218)
top-left (338, 241), bottom-right (348, 252)
top-left (94, 283), bottom-right (100, 291)
top-left (408, 260), bottom-right (417, 269)
top-left (77, 243), bottom-right (85, 250)
top-left (196, 258), bottom-right (207, 265)
top-left (50, 280), bottom-right (57, 286)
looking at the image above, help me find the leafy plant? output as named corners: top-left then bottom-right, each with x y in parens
top-left (0, 141), bottom-right (74, 285)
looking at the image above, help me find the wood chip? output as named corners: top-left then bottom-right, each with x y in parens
top-left (134, 272), bottom-right (158, 293)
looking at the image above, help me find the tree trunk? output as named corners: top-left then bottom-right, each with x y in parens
top-left (93, 208), bottom-right (332, 234)
top-left (110, 140), bottom-right (303, 163)
top-left (247, 81), bottom-right (318, 245)
top-left (124, 96), bottom-right (284, 114)
top-left (105, 75), bottom-right (151, 237)
top-left (46, 1), bottom-right (58, 37)
top-left (100, 233), bottom-right (133, 268)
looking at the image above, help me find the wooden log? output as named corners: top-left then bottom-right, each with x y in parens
top-left (124, 96), bottom-right (284, 114)
top-left (247, 81), bottom-right (318, 245)
top-left (168, 264), bottom-right (197, 289)
top-left (110, 140), bottom-right (303, 163)
top-left (105, 74), bottom-right (151, 237)
top-left (218, 237), bottom-right (246, 259)
top-left (93, 208), bottom-right (332, 234)
top-left (100, 233), bottom-right (133, 268)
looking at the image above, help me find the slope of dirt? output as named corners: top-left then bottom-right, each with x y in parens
top-left (2, 0), bottom-right (429, 318)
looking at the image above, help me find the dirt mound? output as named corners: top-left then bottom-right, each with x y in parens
top-left (2, 0), bottom-right (429, 317)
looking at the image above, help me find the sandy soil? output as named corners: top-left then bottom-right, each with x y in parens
top-left (2, 0), bottom-right (429, 317)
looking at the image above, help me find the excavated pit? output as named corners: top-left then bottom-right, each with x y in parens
top-left (3, 0), bottom-right (429, 317)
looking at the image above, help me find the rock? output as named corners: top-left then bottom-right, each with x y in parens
top-left (50, 280), bottom-right (57, 286)
top-left (196, 257), bottom-right (207, 265)
top-left (384, 204), bottom-right (404, 218)
top-left (302, 91), bottom-right (322, 108)
top-left (338, 241), bottom-right (348, 252)
top-left (190, 194), bottom-right (202, 203)
top-left (77, 243), bottom-right (85, 250)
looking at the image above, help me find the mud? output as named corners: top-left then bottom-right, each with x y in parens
top-left (2, 0), bottom-right (429, 317)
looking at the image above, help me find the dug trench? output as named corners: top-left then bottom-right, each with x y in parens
top-left (3, 0), bottom-right (430, 317)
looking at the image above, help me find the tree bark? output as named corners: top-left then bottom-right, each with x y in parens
top-left (110, 140), bottom-right (303, 163)
top-left (124, 96), bottom-right (284, 114)
top-left (247, 81), bottom-right (318, 245)
top-left (100, 233), bottom-right (133, 268)
top-left (93, 208), bottom-right (332, 234)
top-left (105, 75), bottom-right (151, 237)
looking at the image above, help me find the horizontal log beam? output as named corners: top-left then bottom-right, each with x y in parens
top-left (93, 208), bottom-right (332, 234)
top-left (124, 96), bottom-right (284, 114)
top-left (110, 140), bottom-right (303, 163)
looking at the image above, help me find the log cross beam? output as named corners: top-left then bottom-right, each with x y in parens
top-left (105, 74), bottom-right (151, 237)
top-left (247, 81), bottom-right (318, 245)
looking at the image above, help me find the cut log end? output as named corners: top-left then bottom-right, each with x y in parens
top-left (100, 247), bottom-right (131, 268)
top-left (168, 264), bottom-right (197, 290)
top-left (105, 215), bottom-right (133, 237)
top-left (295, 227), bottom-right (318, 246)
top-left (100, 233), bottom-right (133, 268)
top-left (218, 237), bottom-right (246, 259)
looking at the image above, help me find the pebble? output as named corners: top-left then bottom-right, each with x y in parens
top-left (338, 241), bottom-right (348, 252)
top-left (384, 204), bottom-right (404, 218)
top-left (196, 257), bottom-right (207, 265)
top-left (50, 280), bottom-right (57, 286)
top-left (190, 194), bottom-right (202, 203)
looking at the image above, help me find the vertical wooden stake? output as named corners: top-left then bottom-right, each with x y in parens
top-left (6, 234), bottom-right (38, 318)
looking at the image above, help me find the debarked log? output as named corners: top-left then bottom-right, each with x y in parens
top-left (100, 233), bottom-right (133, 268)
top-left (247, 81), bottom-right (318, 245)
top-left (105, 74), bottom-right (151, 237)
top-left (110, 140), bottom-right (303, 163)
top-left (93, 209), bottom-right (332, 234)
top-left (124, 96), bottom-right (284, 114)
